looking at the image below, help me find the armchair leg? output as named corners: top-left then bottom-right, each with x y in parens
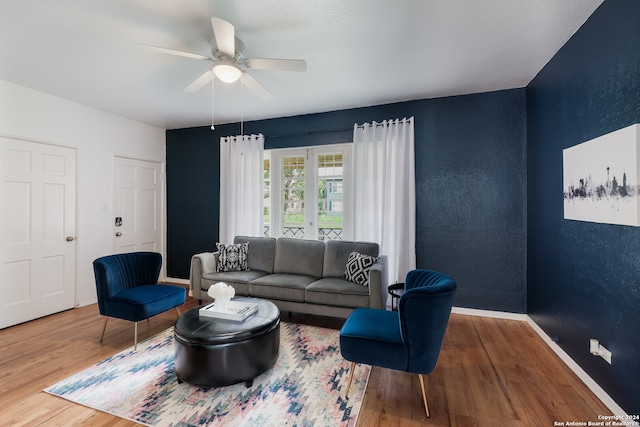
top-left (176, 307), bottom-right (181, 317)
top-left (418, 374), bottom-right (430, 418)
top-left (100, 317), bottom-right (109, 343)
top-left (344, 362), bottom-right (356, 398)
top-left (134, 322), bottom-right (138, 351)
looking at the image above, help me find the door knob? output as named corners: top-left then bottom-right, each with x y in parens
top-left (66, 236), bottom-right (75, 241)
top-left (115, 232), bottom-right (122, 237)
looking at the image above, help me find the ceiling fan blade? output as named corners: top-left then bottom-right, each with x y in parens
top-left (240, 73), bottom-right (272, 100)
top-left (184, 70), bottom-right (214, 92)
top-left (137, 43), bottom-right (211, 61)
top-left (245, 58), bottom-right (307, 72)
top-left (211, 17), bottom-right (235, 57)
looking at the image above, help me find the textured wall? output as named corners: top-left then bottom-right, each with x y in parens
top-left (416, 91), bottom-right (527, 312)
top-left (527, 0), bottom-right (640, 414)
top-left (166, 89), bottom-right (528, 313)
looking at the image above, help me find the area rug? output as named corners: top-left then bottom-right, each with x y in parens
top-left (44, 322), bottom-right (370, 427)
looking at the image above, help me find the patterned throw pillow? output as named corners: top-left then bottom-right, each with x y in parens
top-left (216, 242), bottom-right (249, 272)
top-left (344, 251), bottom-right (378, 286)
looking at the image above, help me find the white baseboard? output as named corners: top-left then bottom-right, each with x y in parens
top-left (451, 306), bottom-right (528, 321)
top-left (76, 298), bottom-right (97, 308)
top-left (452, 306), bottom-right (629, 418)
top-left (525, 317), bottom-right (630, 418)
top-left (166, 277), bottom-right (189, 286)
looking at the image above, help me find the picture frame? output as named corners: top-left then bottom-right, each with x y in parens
top-left (563, 124), bottom-right (640, 226)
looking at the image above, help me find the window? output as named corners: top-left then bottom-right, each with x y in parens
top-left (264, 144), bottom-right (350, 240)
top-left (317, 153), bottom-right (344, 240)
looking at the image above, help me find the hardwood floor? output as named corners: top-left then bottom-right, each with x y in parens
top-left (0, 294), bottom-right (610, 426)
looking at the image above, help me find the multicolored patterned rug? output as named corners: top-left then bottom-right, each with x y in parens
top-left (44, 322), bottom-right (370, 426)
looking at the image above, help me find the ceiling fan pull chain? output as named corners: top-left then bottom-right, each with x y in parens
top-left (210, 77), bottom-right (215, 131)
top-left (240, 82), bottom-right (244, 137)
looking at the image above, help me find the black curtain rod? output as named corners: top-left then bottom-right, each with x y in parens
top-left (265, 127), bottom-right (353, 140)
top-left (258, 118), bottom-right (411, 139)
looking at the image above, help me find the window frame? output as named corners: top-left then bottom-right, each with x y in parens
top-left (265, 143), bottom-right (352, 240)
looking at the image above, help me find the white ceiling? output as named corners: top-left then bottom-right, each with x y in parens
top-left (0, 0), bottom-right (603, 130)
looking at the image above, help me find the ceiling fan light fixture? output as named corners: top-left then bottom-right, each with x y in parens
top-left (213, 63), bottom-right (242, 83)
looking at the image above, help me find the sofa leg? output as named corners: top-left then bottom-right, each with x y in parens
top-left (418, 374), bottom-right (430, 418)
top-left (344, 361), bottom-right (356, 398)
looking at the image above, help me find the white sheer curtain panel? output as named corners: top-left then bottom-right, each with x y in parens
top-left (347, 117), bottom-right (416, 287)
top-left (219, 133), bottom-right (264, 243)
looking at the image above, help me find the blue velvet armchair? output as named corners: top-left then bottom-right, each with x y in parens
top-left (93, 252), bottom-right (186, 350)
top-left (339, 269), bottom-right (457, 417)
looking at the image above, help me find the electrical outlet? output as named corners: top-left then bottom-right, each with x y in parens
top-left (599, 344), bottom-right (612, 364)
top-left (589, 339), bottom-right (612, 364)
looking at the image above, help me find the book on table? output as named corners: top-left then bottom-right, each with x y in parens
top-left (199, 300), bottom-right (259, 321)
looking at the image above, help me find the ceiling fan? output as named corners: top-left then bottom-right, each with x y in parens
top-left (139, 17), bottom-right (307, 100)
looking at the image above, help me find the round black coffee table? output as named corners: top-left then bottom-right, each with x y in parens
top-left (174, 298), bottom-right (280, 388)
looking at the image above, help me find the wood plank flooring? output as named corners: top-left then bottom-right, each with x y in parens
top-left (0, 293), bottom-right (611, 426)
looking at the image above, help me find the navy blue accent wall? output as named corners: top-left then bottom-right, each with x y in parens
top-left (166, 89), bottom-right (527, 313)
top-left (166, 126), bottom-right (220, 274)
top-left (527, 0), bottom-right (640, 414)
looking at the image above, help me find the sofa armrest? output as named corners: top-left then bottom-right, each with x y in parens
top-left (189, 252), bottom-right (218, 300)
top-left (368, 255), bottom-right (389, 309)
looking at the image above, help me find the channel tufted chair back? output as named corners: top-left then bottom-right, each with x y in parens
top-left (339, 269), bottom-right (457, 417)
top-left (93, 252), bottom-right (186, 350)
top-left (399, 269), bottom-right (457, 374)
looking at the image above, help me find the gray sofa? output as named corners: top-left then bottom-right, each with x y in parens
top-left (190, 236), bottom-right (388, 318)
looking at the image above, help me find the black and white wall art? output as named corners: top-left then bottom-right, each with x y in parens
top-left (563, 124), bottom-right (640, 226)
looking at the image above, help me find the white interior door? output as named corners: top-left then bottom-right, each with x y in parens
top-left (113, 157), bottom-right (163, 254)
top-left (0, 137), bottom-right (76, 329)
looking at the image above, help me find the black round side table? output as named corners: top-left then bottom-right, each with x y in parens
top-left (387, 282), bottom-right (405, 311)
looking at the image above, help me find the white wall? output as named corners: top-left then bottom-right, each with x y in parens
top-left (0, 79), bottom-right (166, 307)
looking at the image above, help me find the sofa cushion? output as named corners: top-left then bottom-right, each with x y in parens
top-left (216, 242), bottom-right (248, 272)
top-left (344, 252), bottom-right (378, 286)
top-left (249, 273), bottom-right (317, 302)
top-left (273, 238), bottom-right (325, 278)
top-left (234, 236), bottom-right (276, 273)
top-left (305, 278), bottom-right (371, 308)
top-left (203, 270), bottom-right (269, 286)
top-left (322, 240), bottom-right (379, 278)
top-left (201, 271), bottom-right (270, 297)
